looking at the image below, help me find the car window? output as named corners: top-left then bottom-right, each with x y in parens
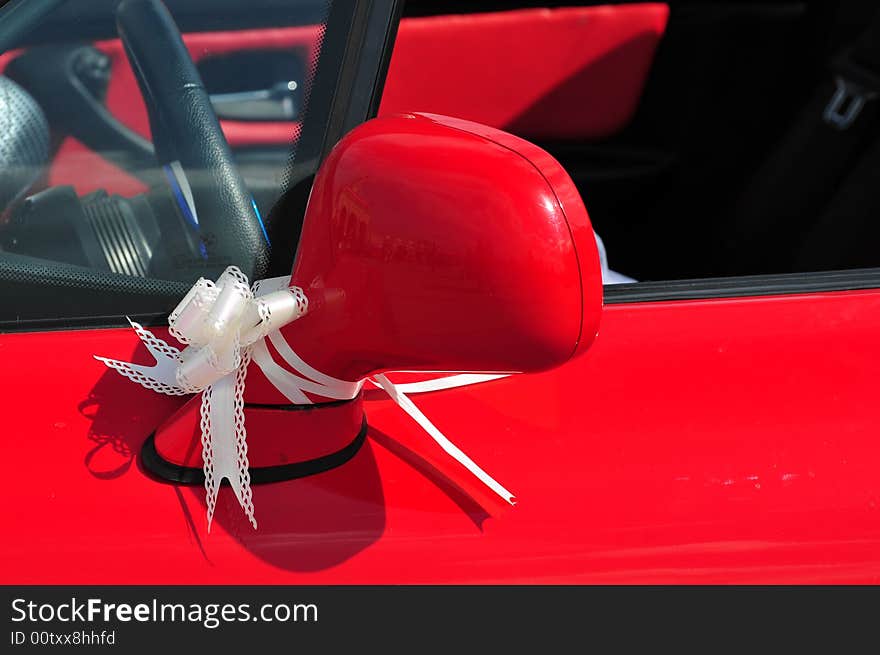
top-left (0, 0), bottom-right (339, 325)
top-left (383, 1), bottom-right (880, 293)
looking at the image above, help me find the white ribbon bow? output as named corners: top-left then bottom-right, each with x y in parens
top-left (95, 267), bottom-right (306, 531)
top-left (96, 267), bottom-right (514, 532)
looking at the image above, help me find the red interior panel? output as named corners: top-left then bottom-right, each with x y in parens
top-left (380, 4), bottom-right (669, 141)
top-left (94, 26), bottom-right (321, 144)
top-left (0, 26), bottom-right (322, 196)
top-left (3, 7), bottom-right (667, 197)
top-left (49, 138), bottom-right (148, 197)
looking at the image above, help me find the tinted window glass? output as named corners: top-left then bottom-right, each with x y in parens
top-left (0, 0), bottom-right (337, 324)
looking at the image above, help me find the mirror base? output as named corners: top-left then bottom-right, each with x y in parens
top-left (141, 394), bottom-right (367, 485)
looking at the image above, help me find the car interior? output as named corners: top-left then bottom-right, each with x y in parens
top-left (0, 0), bottom-right (878, 327)
top-left (0, 0), bottom-right (339, 321)
top-left (392, 0), bottom-right (880, 281)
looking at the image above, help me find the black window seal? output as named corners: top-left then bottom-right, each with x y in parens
top-left (263, 0), bottom-right (402, 276)
top-left (279, 0), bottom-right (402, 188)
top-left (11, 269), bottom-right (880, 334)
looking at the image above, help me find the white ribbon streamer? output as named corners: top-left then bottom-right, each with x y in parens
top-left (371, 374), bottom-right (515, 504)
top-left (96, 269), bottom-right (515, 532)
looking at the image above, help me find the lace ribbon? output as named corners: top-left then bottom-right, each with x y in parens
top-left (95, 268), bottom-right (514, 532)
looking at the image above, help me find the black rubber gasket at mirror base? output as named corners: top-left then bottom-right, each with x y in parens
top-left (141, 416), bottom-right (368, 485)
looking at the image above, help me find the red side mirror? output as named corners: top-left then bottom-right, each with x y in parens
top-left (148, 113), bottom-right (603, 488)
top-left (261, 112), bottom-right (602, 391)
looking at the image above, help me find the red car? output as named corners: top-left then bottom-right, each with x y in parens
top-left (2, 0), bottom-right (880, 585)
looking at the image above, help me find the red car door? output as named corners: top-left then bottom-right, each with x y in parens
top-left (2, 0), bottom-right (879, 585)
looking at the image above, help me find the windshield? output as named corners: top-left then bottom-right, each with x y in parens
top-left (0, 0), bottom-right (342, 325)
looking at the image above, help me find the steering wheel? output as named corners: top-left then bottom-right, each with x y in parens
top-left (116, 0), bottom-right (270, 280)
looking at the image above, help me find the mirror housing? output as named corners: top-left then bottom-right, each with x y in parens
top-left (255, 112), bottom-right (603, 393)
top-left (147, 113), bottom-right (603, 485)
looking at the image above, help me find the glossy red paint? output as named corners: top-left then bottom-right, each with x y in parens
top-left (255, 113), bottom-right (602, 395)
top-left (379, 5), bottom-right (669, 140)
top-left (4, 288), bottom-right (880, 583)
